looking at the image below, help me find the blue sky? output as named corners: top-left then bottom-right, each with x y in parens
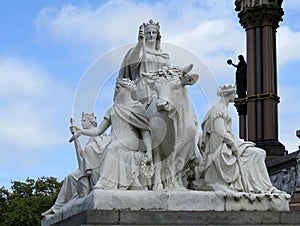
top-left (1, 0), bottom-right (300, 189)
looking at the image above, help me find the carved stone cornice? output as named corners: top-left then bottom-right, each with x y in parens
top-left (238, 5), bottom-right (284, 30)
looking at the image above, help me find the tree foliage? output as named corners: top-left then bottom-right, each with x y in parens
top-left (0, 177), bottom-right (62, 226)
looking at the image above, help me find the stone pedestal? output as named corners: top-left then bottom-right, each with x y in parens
top-left (43, 210), bottom-right (300, 226)
top-left (42, 189), bottom-right (290, 226)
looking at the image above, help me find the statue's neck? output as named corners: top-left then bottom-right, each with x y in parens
top-left (145, 41), bottom-right (156, 50)
top-left (219, 97), bottom-right (229, 107)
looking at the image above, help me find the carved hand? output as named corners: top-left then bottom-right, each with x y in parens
top-left (70, 125), bottom-right (80, 134)
top-left (138, 25), bottom-right (145, 41)
top-left (231, 143), bottom-right (239, 155)
top-left (146, 149), bottom-right (153, 163)
top-left (69, 126), bottom-right (82, 143)
top-left (70, 125), bottom-right (77, 134)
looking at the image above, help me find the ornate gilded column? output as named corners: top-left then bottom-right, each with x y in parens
top-left (235, 0), bottom-right (286, 158)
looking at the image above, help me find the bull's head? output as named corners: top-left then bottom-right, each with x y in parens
top-left (142, 64), bottom-right (199, 114)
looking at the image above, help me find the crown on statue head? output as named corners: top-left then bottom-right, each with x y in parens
top-left (82, 112), bottom-right (96, 120)
top-left (82, 112), bottom-right (97, 127)
top-left (143, 19), bottom-right (160, 31)
top-left (217, 84), bottom-right (237, 96)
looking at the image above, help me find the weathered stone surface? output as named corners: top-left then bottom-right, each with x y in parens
top-left (88, 190), bottom-right (224, 211)
top-left (44, 210), bottom-right (300, 226)
top-left (42, 189), bottom-right (290, 226)
top-left (280, 211), bottom-right (300, 224)
top-left (90, 189), bottom-right (169, 210)
top-left (167, 190), bottom-right (224, 211)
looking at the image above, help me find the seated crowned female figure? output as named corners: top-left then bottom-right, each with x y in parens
top-left (200, 85), bottom-right (285, 195)
top-left (75, 78), bottom-right (152, 190)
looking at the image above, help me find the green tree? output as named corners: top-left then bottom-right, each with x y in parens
top-left (0, 177), bottom-right (62, 226)
top-left (0, 186), bottom-right (9, 223)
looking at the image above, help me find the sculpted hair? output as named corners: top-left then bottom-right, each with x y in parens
top-left (155, 31), bottom-right (161, 50)
top-left (217, 84), bottom-right (236, 97)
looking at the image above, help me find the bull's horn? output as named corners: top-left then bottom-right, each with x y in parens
top-left (182, 64), bottom-right (193, 75)
top-left (190, 73), bottom-right (199, 82)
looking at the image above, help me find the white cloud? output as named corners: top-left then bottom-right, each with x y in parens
top-left (35, 2), bottom-right (152, 49)
top-left (34, 0), bottom-right (300, 73)
top-left (0, 57), bottom-right (50, 99)
top-left (277, 26), bottom-right (300, 66)
top-left (34, 1), bottom-right (241, 56)
top-left (276, 25), bottom-right (300, 152)
top-left (167, 19), bottom-right (243, 55)
top-left (0, 56), bottom-right (72, 150)
top-left (278, 84), bottom-right (300, 152)
top-left (34, 0), bottom-right (245, 85)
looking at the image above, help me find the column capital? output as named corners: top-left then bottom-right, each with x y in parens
top-left (238, 5), bottom-right (284, 30)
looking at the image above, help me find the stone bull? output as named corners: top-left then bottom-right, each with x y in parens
top-left (141, 64), bottom-right (199, 190)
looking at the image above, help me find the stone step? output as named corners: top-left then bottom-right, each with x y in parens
top-left (42, 190), bottom-right (291, 226)
top-left (49, 210), bottom-right (300, 226)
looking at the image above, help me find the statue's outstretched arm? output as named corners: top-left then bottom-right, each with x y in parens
top-left (126, 25), bottom-right (144, 65)
top-left (231, 63), bottom-right (238, 68)
top-left (127, 41), bottom-right (143, 65)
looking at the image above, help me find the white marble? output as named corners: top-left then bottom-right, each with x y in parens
top-left (41, 189), bottom-right (290, 226)
top-left (141, 64), bottom-right (200, 190)
top-left (42, 20), bottom-right (289, 221)
top-left (200, 85), bottom-right (288, 197)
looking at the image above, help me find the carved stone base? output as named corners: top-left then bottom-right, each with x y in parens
top-left (42, 210), bottom-right (300, 226)
top-left (42, 189), bottom-right (290, 226)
